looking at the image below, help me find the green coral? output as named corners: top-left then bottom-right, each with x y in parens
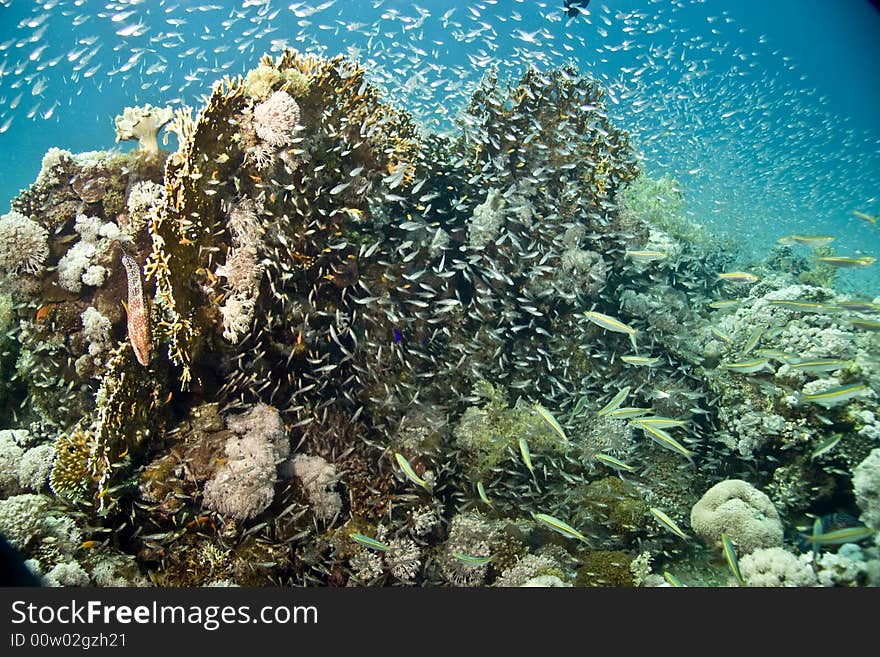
top-left (576, 550), bottom-right (634, 587)
top-left (48, 425), bottom-right (93, 502)
top-left (581, 477), bottom-right (648, 539)
top-left (618, 174), bottom-right (710, 245)
top-left (244, 61), bottom-right (310, 99)
top-left (452, 381), bottom-right (562, 478)
top-left (49, 345), bottom-right (167, 509)
top-left (282, 68), bottom-right (311, 98)
top-left (100, 187), bottom-right (125, 219)
top-left (244, 64), bottom-right (283, 100)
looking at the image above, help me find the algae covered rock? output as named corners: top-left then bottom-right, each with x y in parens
top-left (576, 550), bottom-right (634, 587)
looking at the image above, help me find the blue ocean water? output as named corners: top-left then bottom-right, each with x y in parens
top-left (1, 0), bottom-right (878, 290)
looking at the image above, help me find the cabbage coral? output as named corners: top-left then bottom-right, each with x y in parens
top-left (114, 104), bottom-right (174, 155)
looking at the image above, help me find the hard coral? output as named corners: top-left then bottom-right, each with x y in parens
top-left (853, 448), bottom-right (880, 532)
top-left (690, 479), bottom-right (783, 555)
top-left (739, 547), bottom-right (817, 587)
top-left (576, 550), bottom-right (634, 587)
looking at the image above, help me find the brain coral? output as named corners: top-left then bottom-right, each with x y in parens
top-left (690, 479), bottom-right (783, 555)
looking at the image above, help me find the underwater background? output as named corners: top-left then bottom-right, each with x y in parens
top-left (0, 0), bottom-right (879, 587)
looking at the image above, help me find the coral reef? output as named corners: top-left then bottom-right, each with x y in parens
top-left (0, 47), bottom-right (876, 588)
top-left (201, 404), bottom-right (289, 521)
top-left (0, 210), bottom-right (49, 275)
top-left (289, 454), bottom-right (342, 522)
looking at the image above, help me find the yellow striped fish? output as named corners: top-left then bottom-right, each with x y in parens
top-left (800, 383), bottom-right (868, 408)
top-left (477, 480), bottom-right (492, 507)
top-left (818, 256), bottom-right (876, 268)
top-left (719, 358), bottom-right (771, 374)
top-left (639, 424), bottom-right (695, 463)
top-left (452, 553), bottom-right (493, 567)
top-left (630, 416), bottom-right (688, 429)
top-left (349, 533), bottom-right (391, 552)
top-left (721, 533), bottom-right (745, 586)
top-left (596, 386), bottom-right (630, 417)
top-left (650, 507), bottom-right (689, 540)
top-left (837, 301), bottom-right (880, 313)
top-left (810, 517), bottom-right (823, 560)
top-left (534, 403), bottom-right (569, 443)
top-left (740, 326), bottom-right (764, 355)
top-left (810, 433), bottom-right (842, 460)
top-left (663, 571), bottom-right (684, 587)
top-left (593, 453), bottom-right (634, 472)
top-left (798, 525), bottom-right (875, 545)
top-left (518, 437), bottom-right (536, 478)
top-left (718, 271), bottom-right (758, 283)
top-left (394, 452), bottom-right (430, 490)
top-left (853, 210), bottom-right (878, 225)
top-left (777, 234), bottom-right (835, 247)
top-left (851, 319), bottom-right (880, 331)
top-left (621, 355), bottom-right (661, 366)
top-left (767, 300), bottom-right (841, 313)
top-left (625, 250), bottom-right (667, 261)
top-left (584, 310), bottom-right (638, 351)
top-left (789, 358), bottom-right (852, 373)
top-left (710, 327), bottom-right (734, 343)
top-left (755, 348), bottom-right (800, 362)
top-left (607, 406), bottom-right (652, 419)
top-left (531, 512), bottom-right (589, 544)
